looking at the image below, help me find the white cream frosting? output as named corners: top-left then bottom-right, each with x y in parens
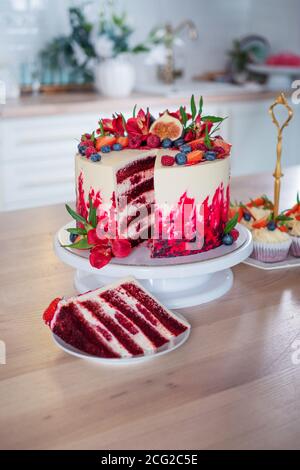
top-left (75, 149), bottom-right (230, 212)
top-left (288, 215), bottom-right (300, 237)
top-left (252, 228), bottom-right (290, 244)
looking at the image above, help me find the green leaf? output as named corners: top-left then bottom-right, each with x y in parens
top-left (88, 196), bottom-right (97, 228)
top-left (180, 106), bottom-right (188, 127)
top-left (65, 204), bottom-right (87, 225)
top-left (133, 104), bottom-right (137, 118)
top-left (297, 191), bottom-right (300, 205)
top-left (62, 238), bottom-right (94, 250)
top-left (224, 213), bottom-right (239, 234)
top-left (199, 96), bottom-right (203, 115)
top-left (201, 115), bottom-right (224, 123)
top-left (98, 120), bottom-right (104, 136)
top-left (204, 123), bottom-right (212, 149)
top-left (276, 214), bottom-right (293, 222)
top-left (66, 228), bottom-right (87, 235)
top-left (190, 94), bottom-right (197, 121)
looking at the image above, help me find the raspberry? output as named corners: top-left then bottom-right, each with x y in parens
top-left (231, 228), bottom-right (239, 241)
top-left (85, 146), bottom-right (97, 158)
top-left (128, 135), bottom-right (143, 149)
top-left (161, 155), bottom-right (175, 166)
top-left (147, 134), bottom-right (161, 148)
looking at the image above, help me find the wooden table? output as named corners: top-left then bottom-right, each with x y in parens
top-left (1, 167), bottom-right (300, 450)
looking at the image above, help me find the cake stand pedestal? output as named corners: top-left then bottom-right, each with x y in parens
top-left (54, 224), bottom-right (253, 309)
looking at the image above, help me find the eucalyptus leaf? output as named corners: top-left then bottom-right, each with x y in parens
top-left (133, 104), bottom-right (137, 118)
top-left (204, 124), bottom-right (212, 149)
top-left (62, 238), bottom-right (93, 250)
top-left (66, 228), bottom-right (87, 235)
top-left (224, 213), bottom-right (239, 234)
top-left (190, 94), bottom-right (197, 120)
top-left (202, 115), bottom-right (224, 123)
top-left (199, 96), bottom-right (203, 115)
top-left (88, 196), bottom-right (97, 228)
top-left (65, 204), bottom-right (87, 224)
top-left (180, 106), bottom-right (188, 127)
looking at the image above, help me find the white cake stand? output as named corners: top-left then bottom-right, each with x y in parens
top-left (54, 223), bottom-right (253, 309)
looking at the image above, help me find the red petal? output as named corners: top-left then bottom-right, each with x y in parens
top-left (87, 228), bottom-right (100, 245)
top-left (89, 245), bottom-right (112, 269)
top-left (43, 297), bottom-right (62, 325)
top-left (111, 239), bottom-right (132, 258)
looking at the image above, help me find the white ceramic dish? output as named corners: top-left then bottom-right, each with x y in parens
top-left (52, 312), bottom-right (191, 365)
top-left (243, 254), bottom-right (300, 271)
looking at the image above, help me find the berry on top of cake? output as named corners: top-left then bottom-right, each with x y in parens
top-left (43, 278), bottom-right (190, 359)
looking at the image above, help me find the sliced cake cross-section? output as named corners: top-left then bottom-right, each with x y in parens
top-left (43, 278), bottom-right (190, 359)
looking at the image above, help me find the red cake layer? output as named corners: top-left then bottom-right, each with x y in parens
top-left (43, 279), bottom-right (190, 358)
top-left (116, 156), bottom-right (156, 184)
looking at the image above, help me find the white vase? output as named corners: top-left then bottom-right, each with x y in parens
top-left (95, 57), bottom-right (136, 98)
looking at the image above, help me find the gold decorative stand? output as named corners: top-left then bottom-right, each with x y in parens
top-left (269, 93), bottom-right (294, 217)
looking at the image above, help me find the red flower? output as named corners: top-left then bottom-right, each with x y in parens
top-left (111, 239), bottom-right (132, 258)
top-left (162, 108), bottom-right (192, 123)
top-left (126, 109), bottom-right (150, 139)
top-left (184, 130), bottom-right (196, 142)
top-left (101, 114), bottom-right (126, 136)
top-left (193, 116), bottom-right (213, 139)
top-left (89, 244), bottom-right (112, 269)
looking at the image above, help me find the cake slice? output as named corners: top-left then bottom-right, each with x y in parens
top-left (43, 278), bottom-right (190, 359)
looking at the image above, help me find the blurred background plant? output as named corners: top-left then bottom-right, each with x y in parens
top-left (94, 8), bottom-right (149, 60)
top-left (39, 6), bottom-right (96, 85)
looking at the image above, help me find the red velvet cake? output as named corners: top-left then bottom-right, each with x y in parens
top-left (65, 96), bottom-right (238, 269)
top-left (43, 278), bottom-right (190, 358)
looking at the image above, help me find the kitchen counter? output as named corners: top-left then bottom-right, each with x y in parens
top-left (1, 88), bottom-right (286, 119)
top-left (1, 167), bottom-right (300, 450)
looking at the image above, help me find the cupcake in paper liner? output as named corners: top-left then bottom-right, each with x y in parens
top-left (251, 227), bottom-right (291, 263)
top-left (284, 196), bottom-right (300, 257)
top-left (288, 216), bottom-right (300, 257)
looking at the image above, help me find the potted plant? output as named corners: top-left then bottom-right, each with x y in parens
top-left (94, 8), bottom-right (148, 97)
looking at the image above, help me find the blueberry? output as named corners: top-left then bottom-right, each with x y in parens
top-left (222, 233), bottom-right (234, 245)
top-left (90, 153), bottom-right (101, 162)
top-left (175, 152), bottom-right (187, 165)
top-left (161, 138), bottom-right (173, 148)
top-left (243, 212), bottom-right (251, 222)
top-left (174, 138), bottom-right (185, 148)
top-left (179, 144), bottom-right (192, 154)
top-left (69, 233), bottom-right (78, 243)
top-left (267, 221), bottom-right (276, 231)
top-left (79, 145), bottom-right (87, 156)
top-left (101, 145), bottom-right (111, 153)
top-left (204, 151), bottom-right (217, 161)
top-left (112, 143), bottom-right (123, 151)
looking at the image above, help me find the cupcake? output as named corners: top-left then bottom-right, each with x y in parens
top-left (250, 214), bottom-right (291, 263)
top-left (285, 196), bottom-right (300, 257)
top-left (229, 195), bottom-right (274, 232)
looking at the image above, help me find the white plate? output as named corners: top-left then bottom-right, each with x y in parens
top-left (52, 313), bottom-right (191, 365)
top-left (244, 254), bottom-right (300, 271)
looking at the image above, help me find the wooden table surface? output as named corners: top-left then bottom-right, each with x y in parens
top-left (1, 167), bottom-right (300, 450)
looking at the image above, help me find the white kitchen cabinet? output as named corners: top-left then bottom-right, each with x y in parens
top-left (0, 96), bottom-right (299, 211)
